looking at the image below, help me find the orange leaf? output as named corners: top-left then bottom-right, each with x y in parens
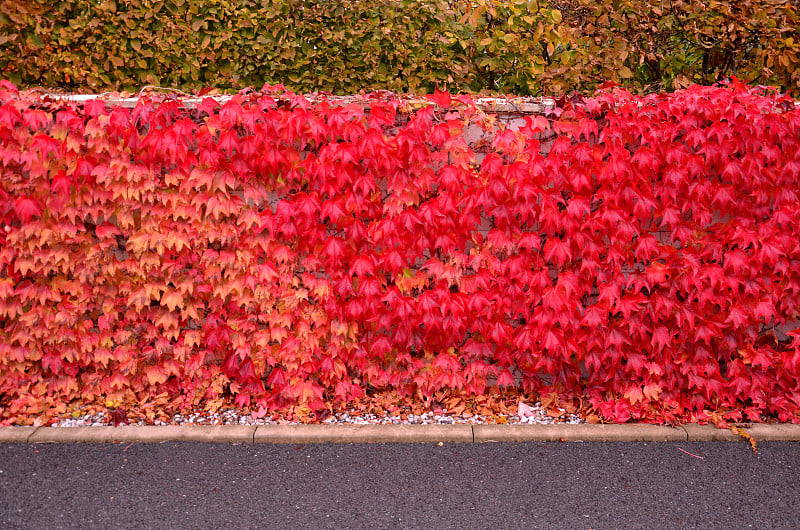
top-left (145, 365), bottom-right (168, 385)
top-left (155, 310), bottom-right (180, 334)
top-left (160, 290), bottom-right (184, 311)
top-left (624, 385), bottom-right (645, 404)
top-left (642, 383), bottom-right (662, 401)
top-left (127, 288), bottom-right (149, 312)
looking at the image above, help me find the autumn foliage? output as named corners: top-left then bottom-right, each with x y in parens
top-left (3, 0), bottom-right (799, 96)
top-left (1, 79), bottom-right (799, 426)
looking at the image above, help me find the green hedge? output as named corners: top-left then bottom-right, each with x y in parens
top-left (1, 0), bottom-right (798, 95)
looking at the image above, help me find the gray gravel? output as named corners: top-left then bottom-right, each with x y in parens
top-left (51, 401), bottom-right (584, 428)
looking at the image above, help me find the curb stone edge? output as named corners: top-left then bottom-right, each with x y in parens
top-left (2, 424), bottom-right (800, 444)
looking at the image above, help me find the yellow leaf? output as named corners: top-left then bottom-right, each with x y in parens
top-left (503, 33), bottom-right (517, 44)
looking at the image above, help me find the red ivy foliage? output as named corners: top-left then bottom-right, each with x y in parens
top-left (0, 79), bottom-right (799, 425)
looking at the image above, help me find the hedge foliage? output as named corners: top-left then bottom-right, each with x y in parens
top-left (2, 0), bottom-right (798, 96)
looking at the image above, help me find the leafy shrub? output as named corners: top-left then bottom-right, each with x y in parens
top-left (2, 0), bottom-right (797, 95)
top-left (559, 0), bottom-right (800, 94)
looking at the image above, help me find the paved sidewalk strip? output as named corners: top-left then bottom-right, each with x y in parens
top-left (3, 424), bottom-right (800, 444)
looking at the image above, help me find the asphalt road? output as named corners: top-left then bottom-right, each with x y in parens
top-left (1, 441), bottom-right (798, 529)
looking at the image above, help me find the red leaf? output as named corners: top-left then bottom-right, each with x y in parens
top-left (369, 103), bottom-right (396, 127)
top-left (267, 368), bottom-right (286, 388)
top-left (109, 409), bottom-right (128, 427)
top-left (428, 88), bottom-right (452, 108)
top-left (198, 97), bottom-right (221, 115)
top-left (754, 299), bottom-right (775, 322)
top-left (322, 237), bottom-right (347, 268)
top-left (51, 170), bottom-right (72, 197)
top-left (221, 353), bottom-right (240, 379)
top-left (23, 109), bottom-right (50, 130)
top-left (543, 238), bottom-right (572, 267)
top-left (518, 233), bottom-right (541, 252)
top-left (497, 370), bottom-right (515, 388)
top-left (42, 351), bottom-right (64, 375)
top-left (14, 196), bottom-right (42, 222)
top-left (543, 330), bottom-right (562, 351)
top-left (238, 357), bottom-right (258, 382)
top-left (0, 103), bottom-right (21, 129)
top-left (84, 99), bottom-right (107, 117)
top-left (95, 223), bottom-right (122, 239)
top-left (0, 80), bottom-right (17, 94)
top-left (349, 255), bottom-right (376, 277)
top-left (522, 115), bottom-right (550, 134)
top-left (651, 326), bottom-right (671, 352)
top-left (480, 152), bottom-right (504, 178)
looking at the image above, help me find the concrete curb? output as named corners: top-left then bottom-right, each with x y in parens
top-left (681, 424), bottom-right (743, 442)
top-left (473, 424), bottom-right (685, 442)
top-left (254, 424), bottom-right (474, 444)
top-left (3, 424), bottom-right (800, 444)
top-left (0, 427), bottom-right (38, 443)
top-left (24, 426), bottom-right (256, 444)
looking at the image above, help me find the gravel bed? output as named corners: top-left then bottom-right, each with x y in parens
top-left (50, 402), bottom-right (584, 428)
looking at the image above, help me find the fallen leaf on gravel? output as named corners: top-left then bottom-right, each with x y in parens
top-left (449, 404), bottom-right (466, 416)
top-left (518, 401), bottom-right (536, 417)
top-left (251, 406), bottom-right (270, 419)
top-left (498, 400), bottom-right (512, 415)
top-left (109, 408), bottom-right (128, 427)
top-left (585, 414), bottom-right (601, 424)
